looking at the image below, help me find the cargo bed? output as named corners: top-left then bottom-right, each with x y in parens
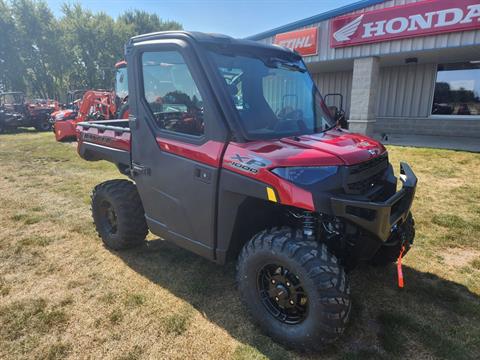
top-left (76, 120), bottom-right (132, 175)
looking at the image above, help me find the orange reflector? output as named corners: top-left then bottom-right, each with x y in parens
top-left (266, 187), bottom-right (277, 202)
top-left (397, 245), bottom-right (406, 288)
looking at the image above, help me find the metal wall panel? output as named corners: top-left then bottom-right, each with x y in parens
top-left (377, 63), bottom-right (436, 118)
top-left (313, 71), bottom-right (353, 117)
top-left (255, 0), bottom-right (480, 63)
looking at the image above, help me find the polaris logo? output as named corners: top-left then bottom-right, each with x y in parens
top-left (82, 132), bottom-right (113, 144)
top-left (331, 0), bottom-right (480, 47)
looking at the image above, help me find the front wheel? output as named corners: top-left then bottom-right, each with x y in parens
top-left (237, 227), bottom-right (351, 351)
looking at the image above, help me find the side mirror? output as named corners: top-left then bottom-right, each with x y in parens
top-left (324, 93), bottom-right (347, 129)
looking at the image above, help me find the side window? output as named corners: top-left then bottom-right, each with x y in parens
top-left (142, 51), bottom-right (205, 136)
top-left (218, 67), bottom-right (245, 110)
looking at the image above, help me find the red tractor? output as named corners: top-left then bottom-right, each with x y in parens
top-left (52, 61), bottom-right (129, 141)
top-left (49, 89), bottom-right (86, 127)
top-left (0, 91), bottom-right (59, 133)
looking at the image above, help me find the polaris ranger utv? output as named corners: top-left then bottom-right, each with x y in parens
top-left (76, 31), bottom-right (417, 350)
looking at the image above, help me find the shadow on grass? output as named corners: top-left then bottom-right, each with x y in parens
top-left (115, 239), bottom-right (480, 359)
top-left (0, 127), bottom-right (40, 135)
top-left (0, 127), bottom-right (78, 143)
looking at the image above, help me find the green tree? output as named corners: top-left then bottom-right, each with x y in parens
top-left (11, 0), bottom-right (63, 98)
top-left (118, 9), bottom-right (182, 36)
top-left (0, 0), bottom-right (24, 91)
top-left (0, 1), bottom-right (183, 100)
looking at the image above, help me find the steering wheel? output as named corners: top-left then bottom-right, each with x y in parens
top-left (272, 108), bottom-right (306, 133)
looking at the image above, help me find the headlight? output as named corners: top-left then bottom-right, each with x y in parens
top-left (271, 166), bottom-right (338, 185)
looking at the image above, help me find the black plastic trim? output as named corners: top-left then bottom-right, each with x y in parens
top-left (79, 141), bottom-right (130, 168)
top-left (331, 162), bottom-right (417, 242)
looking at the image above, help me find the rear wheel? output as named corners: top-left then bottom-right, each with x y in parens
top-left (34, 116), bottom-right (52, 131)
top-left (91, 179), bottom-right (148, 250)
top-left (237, 227), bottom-right (351, 351)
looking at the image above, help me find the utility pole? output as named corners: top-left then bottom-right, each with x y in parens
top-left (0, 58), bottom-right (5, 92)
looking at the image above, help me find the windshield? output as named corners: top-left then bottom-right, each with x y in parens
top-left (208, 49), bottom-right (334, 139)
top-left (115, 67), bottom-right (128, 99)
top-left (1, 93), bottom-right (24, 105)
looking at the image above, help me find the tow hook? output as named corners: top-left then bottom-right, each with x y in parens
top-left (397, 245), bottom-right (406, 288)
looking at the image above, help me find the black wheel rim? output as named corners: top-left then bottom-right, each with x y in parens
top-left (40, 121), bottom-right (50, 130)
top-left (257, 263), bottom-right (308, 324)
top-left (99, 200), bottom-right (118, 235)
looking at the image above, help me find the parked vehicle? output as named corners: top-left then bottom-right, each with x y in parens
top-left (76, 31), bottom-right (417, 350)
top-left (49, 89), bottom-right (86, 127)
top-left (53, 62), bottom-right (128, 141)
top-left (0, 107), bottom-right (23, 133)
top-left (0, 91), bottom-right (57, 132)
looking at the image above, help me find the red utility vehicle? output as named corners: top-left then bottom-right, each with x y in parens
top-left (76, 32), bottom-right (417, 350)
top-left (53, 61), bottom-right (129, 141)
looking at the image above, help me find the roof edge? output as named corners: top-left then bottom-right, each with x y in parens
top-left (245, 0), bottom-right (385, 41)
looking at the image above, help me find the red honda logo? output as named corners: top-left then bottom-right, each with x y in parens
top-left (331, 0), bottom-right (480, 48)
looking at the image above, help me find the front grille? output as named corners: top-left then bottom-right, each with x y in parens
top-left (347, 172), bottom-right (384, 194)
top-left (345, 153), bottom-right (389, 195)
top-left (348, 152), bottom-right (388, 175)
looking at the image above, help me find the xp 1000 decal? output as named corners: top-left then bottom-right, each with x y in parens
top-left (228, 154), bottom-right (270, 174)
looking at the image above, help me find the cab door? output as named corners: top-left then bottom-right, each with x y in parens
top-left (128, 39), bottom-right (228, 260)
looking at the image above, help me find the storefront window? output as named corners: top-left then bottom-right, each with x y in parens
top-left (432, 62), bottom-right (480, 116)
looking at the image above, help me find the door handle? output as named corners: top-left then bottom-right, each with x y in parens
top-left (128, 116), bottom-right (137, 129)
top-left (194, 166), bottom-right (212, 184)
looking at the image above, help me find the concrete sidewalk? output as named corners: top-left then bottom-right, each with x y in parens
top-left (373, 133), bottom-right (480, 153)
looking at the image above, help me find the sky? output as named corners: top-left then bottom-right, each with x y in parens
top-left (45, 0), bottom-right (357, 38)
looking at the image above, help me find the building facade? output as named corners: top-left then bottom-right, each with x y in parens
top-left (248, 0), bottom-right (480, 138)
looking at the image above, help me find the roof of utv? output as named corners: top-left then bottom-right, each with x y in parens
top-left (128, 31), bottom-right (298, 56)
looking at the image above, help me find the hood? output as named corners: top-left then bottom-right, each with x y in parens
top-left (282, 129), bottom-right (386, 165)
top-left (229, 129), bottom-right (386, 168)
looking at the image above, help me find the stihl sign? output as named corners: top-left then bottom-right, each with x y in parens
top-left (330, 0), bottom-right (480, 48)
top-left (274, 28), bottom-right (318, 56)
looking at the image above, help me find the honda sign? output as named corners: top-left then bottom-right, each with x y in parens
top-left (274, 27), bottom-right (318, 56)
top-left (330, 0), bottom-right (480, 48)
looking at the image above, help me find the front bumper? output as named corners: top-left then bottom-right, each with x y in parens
top-left (330, 162), bottom-right (417, 242)
top-left (54, 120), bottom-right (77, 141)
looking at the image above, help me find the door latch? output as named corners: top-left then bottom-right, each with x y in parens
top-left (131, 163), bottom-right (151, 177)
top-left (129, 116), bottom-right (138, 130)
top-left (194, 166), bottom-right (212, 184)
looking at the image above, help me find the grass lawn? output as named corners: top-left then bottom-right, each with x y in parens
top-left (0, 130), bottom-right (479, 360)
